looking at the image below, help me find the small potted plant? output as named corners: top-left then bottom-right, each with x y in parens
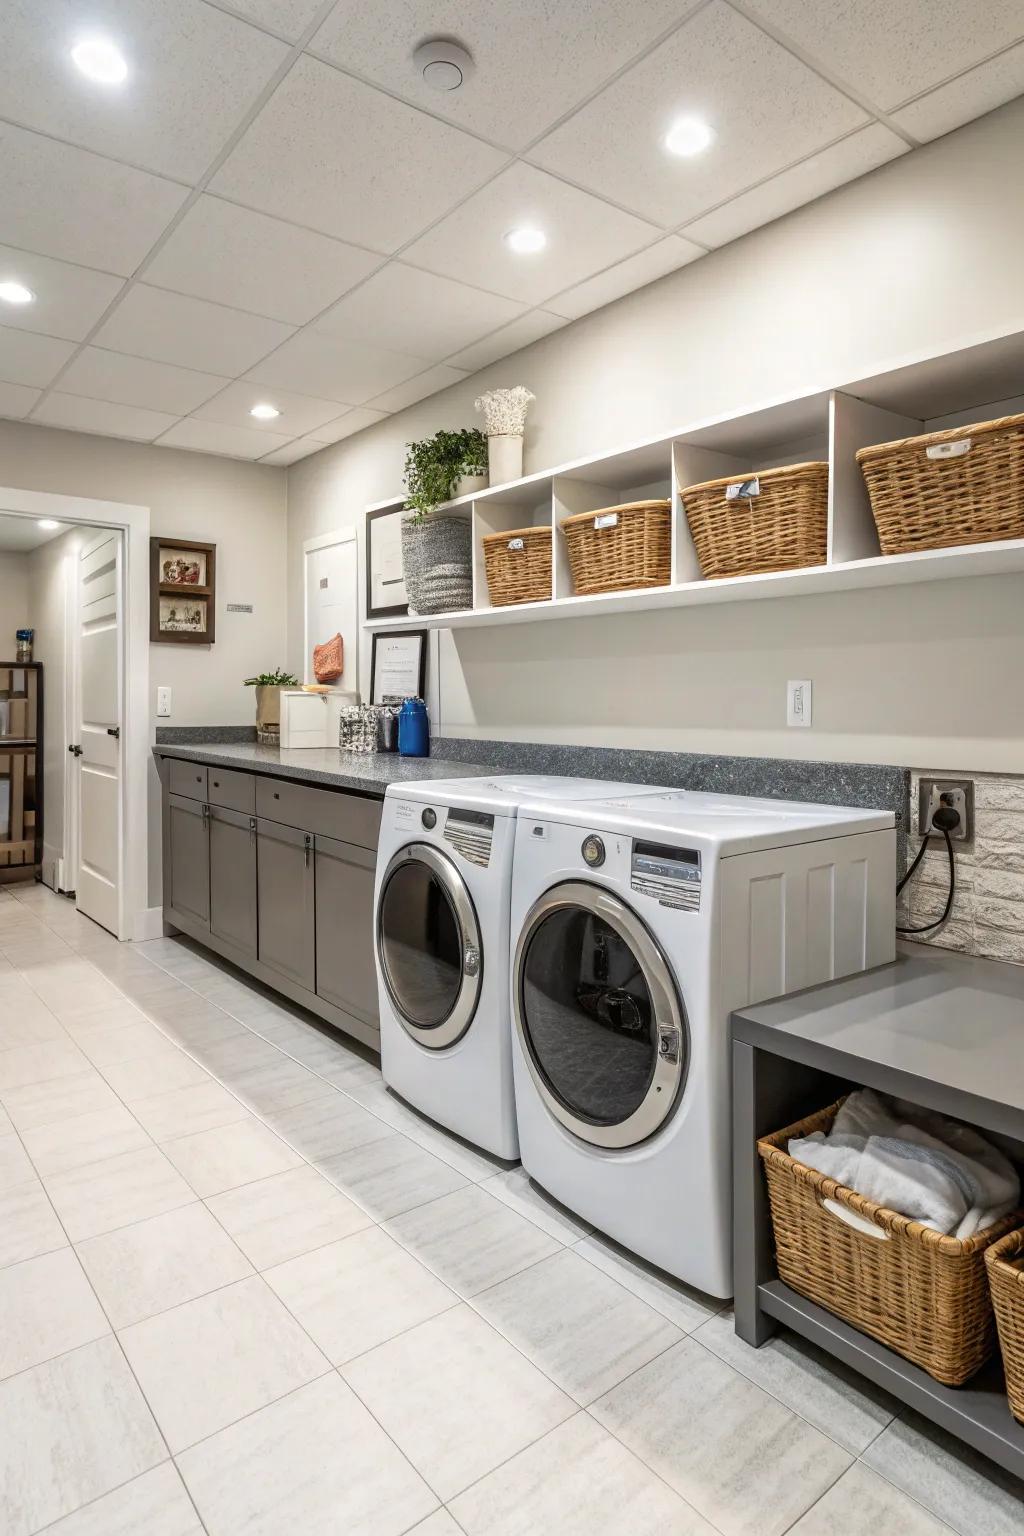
top-left (475, 387), bottom-right (535, 485)
top-left (244, 667), bottom-right (298, 742)
top-left (401, 428), bottom-right (487, 615)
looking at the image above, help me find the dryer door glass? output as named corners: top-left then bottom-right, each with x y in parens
top-left (515, 883), bottom-right (686, 1149)
top-left (377, 844), bottom-right (482, 1048)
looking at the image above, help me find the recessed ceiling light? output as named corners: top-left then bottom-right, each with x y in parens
top-left (0, 281), bottom-right (35, 306)
top-left (504, 227), bottom-right (547, 255)
top-left (37, 519), bottom-right (60, 531)
top-left (250, 403), bottom-right (281, 420)
top-left (71, 37), bottom-right (128, 85)
top-left (664, 116), bottom-right (714, 158)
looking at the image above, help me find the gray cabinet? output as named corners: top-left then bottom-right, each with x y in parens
top-left (166, 792), bottom-right (210, 926)
top-left (209, 806), bottom-right (257, 958)
top-left (256, 817), bottom-right (316, 992)
top-left (315, 834), bottom-right (379, 1031)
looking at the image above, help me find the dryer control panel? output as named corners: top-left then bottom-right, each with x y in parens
top-left (444, 807), bottom-right (494, 868)
top-left (630, 840), bottom-right (701, 911)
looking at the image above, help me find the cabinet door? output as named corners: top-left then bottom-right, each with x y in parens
top-left (314, 835), bottom-right (379, 1029)
top-left (256, 817), bottom-right (315, 992)
top-left (166, 792), bottom-right (210, 927)
top-left (209, 806), bottom-right (257, 958)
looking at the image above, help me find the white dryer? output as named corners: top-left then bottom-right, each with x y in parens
top-left (373, 775), bottom-right (667, 1159)
top-left (509, 788), bottom-right (897, 1295)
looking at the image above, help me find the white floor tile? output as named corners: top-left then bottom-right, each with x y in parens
top-left (474, 1247), bottom-right (682, 1404)
top-left (178, 1371), bottom-right (437, 1535)
top-left (319, 1130), bottom-right (468, 1221)
top-left (76, 1018), bottom-right (178, 1067)
top-left (591, 1336), bottom-right (852, 1536)
top-left (0, 1129), bottom-right (36, 1191)
top-left (130, 1079), bottom-right (251, 1141)
top-left (385, 1184), bottom-right (562, 1297)
top-left (265, 1090), bottom-right (396, 1162)
top-left (480, 1165), bottom-right (593, 1243)
top-left (0, 1036), bottom-right (90, 1091)
top-left (0, 1070), bottom-right (122, 1131)
top-left (0, 1247), bottom-right (109, 1378)
top-left (161, 1116), bottom-right (304, 1196)
top-left (22, 1103), bottom-right (151, 1177)
top-left (450, 1411), bottom-right (717, 1535)
top-left (0, 1176), bottom-right (68, 1267)
top-left (862, 1410), bottom-right (1024, 1536)
top-left (98, 1045), bottom-right (210, 1101)
top-left (119, 1274), bottom-right (330, 1452)
top-left (574, 1232), bottom-right (723, 1333)
top-left (343, 1305), bottom-right (575, 1501)
top-left (266, 1226), bottom-right (457, 1364)
top-left (77, 1201), bottom-right (253, 1328)
top-left (0, 1336), bottom-right (166, 1536)
top-left (45, 1144), bottom-right (197, 1241)
top-left (787, 1461), bottom-right (954, 1535)
top-left (206, 1163), bottom-right (372, 1269)
top-left (40, 1462), bottom-right (203, 1535)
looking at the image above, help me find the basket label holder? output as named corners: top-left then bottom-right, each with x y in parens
top-left (926, 438), bottom-right (971, 460)
top-left (593, 511), bottom-right (619, 529)
top-left (507, 537), bottom-right (525, 551)
top-left (726, 477), bottom-right (761, 502)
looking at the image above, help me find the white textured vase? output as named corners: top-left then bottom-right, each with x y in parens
top-left (455, 473), bottom-right (488, 498)
top-left (487, 434), bottom-right (523, 486)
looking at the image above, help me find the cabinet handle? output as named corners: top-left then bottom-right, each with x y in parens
top-left (249, 816), bottom-right (256, 844)
top-left (201, 803), bottom-right (209, 824)
top-left (304, 832), bottom-right (311, 869)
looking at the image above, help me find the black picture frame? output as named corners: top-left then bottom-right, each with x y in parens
top-left (366, 504), bottom-right (409, 620)
top-left (370, 630), bottom-right (427, 705)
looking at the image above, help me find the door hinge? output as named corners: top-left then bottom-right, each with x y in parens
top-left (67, 743), bottom-right (83, 757)
top-left (107, 726), bottom-right (120, 739)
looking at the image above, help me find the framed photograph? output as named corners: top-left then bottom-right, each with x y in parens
top-left (366, 504), bottom-right (408, 620)
top-left (370, 630), bottom-right (427, 704)
top-left (151, 537), bottom-right (216, 644)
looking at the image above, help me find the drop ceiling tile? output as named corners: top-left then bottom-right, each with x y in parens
top-left (211, 55), bottom-right (506, 252)
top-left (368, 365), bottom-right (470, 413)
top-left (549, 235), bottom-right (704, 319)
top-left (402, 163), bottom-right (661, 306)
top-left (530, 0), bottom-right (867, 227)
top-left (224, 0), bottom-right (327, 41)
top-left (59, 348), bottom-right (230, 415)
top-left (444, 310), bottom-right (568, 371)
top-left (145, 197), bottom-right (383, 326)
top-left (0, 326), bottom-right (76, 389)
top-left (0, 122), bottom-right (188, 276)
top-left (307, 407), bottom-right (390, 443)
top-left (892, 42), bottom-right (1024, 141)
top-left (310, 0), bottom-right (703, 149)
top-left (193, 380), bottom-right (344, 436)
top-left (1, 0), bottom-right (289, 182)
top-left (0, 247), bottom-right (123, 343)
top-left (257, 436), bottom-right (327, 465)
top-left (32, 392), bottom-right (179, 441)
top-left (683, 123), bottom-right (908, 247)
top-left (0, 381), bottom-right (42, 420)
top-left (92, 286), bottom-right (294, 376)
top-left (246, 329), bottom-right (426, 405)
top-left (156, 418), bottom-right (292, 459)
top-left (315, 264), bottom-right (526, 362)
top-left (741, 0), bottom-right (1024, 112)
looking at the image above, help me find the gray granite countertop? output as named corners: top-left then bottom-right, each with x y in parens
top-left (153, 739), bottom-right (493, 795)
top-left (733, 944), bottom-right (1024, 1136)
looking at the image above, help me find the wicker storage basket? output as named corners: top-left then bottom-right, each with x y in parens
top-left (482, 526), bottom-right (552, 607)
top-left (759, 1099), bottom-right (1021, 1386)
top-left (560, 500), bottom-right (670, 595)
top-left (856, 413), bottom-right (1024, 555)
top-left (680, 462), bottom-right (828, 580)
top-left (986, 1228), bottom-right (1024, 1423)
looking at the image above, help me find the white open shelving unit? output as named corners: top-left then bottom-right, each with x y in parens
top-left (365, 329), bottom-right (1024, 634)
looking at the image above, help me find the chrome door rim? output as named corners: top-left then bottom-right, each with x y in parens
top-left (377, 842), bottom-right (482, 1049)
top-left (513, 880), bottom-right (687, 1149)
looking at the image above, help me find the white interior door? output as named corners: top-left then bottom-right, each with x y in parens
top-left (74, 529), bottom-right (122, 934)
top-left (303, 529), bottom-right (358, 688)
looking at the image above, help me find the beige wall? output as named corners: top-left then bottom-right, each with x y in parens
top-left (286, 98), bottom-right (1024, 774)
top-left (0, 552), bottom-right (32, 637)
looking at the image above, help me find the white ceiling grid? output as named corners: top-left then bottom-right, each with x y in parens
top-left (0, 0), bottom-right (1020, 462)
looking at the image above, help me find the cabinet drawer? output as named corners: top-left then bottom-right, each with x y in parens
top-left (168, 759), bottom-right (208, 801)
top-left (207, 765), bottom-right (255, 814)
top-left (255, 777), bottom-right (382, 848)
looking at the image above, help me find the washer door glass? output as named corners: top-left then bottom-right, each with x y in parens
top-left (377, 844), bottom-right (481, 1048)
top-left (516, 883), bottom-right (686, 1149)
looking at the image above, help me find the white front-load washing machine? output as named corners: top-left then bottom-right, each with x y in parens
top-left (373, 775), bottom-right (668, 1159)
top-left (509, 788), bottom-right (897, 1294)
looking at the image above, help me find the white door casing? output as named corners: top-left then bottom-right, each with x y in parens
top-left (74, 529), bottom-right (122, 934)
top-left (60, 540), bottom-right (81, 894)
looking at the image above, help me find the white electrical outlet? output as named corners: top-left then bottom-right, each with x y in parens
top-left (787, 679), bottom-right (812, 728)
top-left (156, 687), bottom-right (172, 718)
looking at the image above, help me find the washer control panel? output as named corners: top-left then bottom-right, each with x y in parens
top-left (443, 807), bottom-right (494, 868)
top-left (630, 840), bottom-right (701, 912)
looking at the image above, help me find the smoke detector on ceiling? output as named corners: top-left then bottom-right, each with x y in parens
top-left (413, 38), bottom-right (475, 92)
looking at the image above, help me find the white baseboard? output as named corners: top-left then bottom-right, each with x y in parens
top-left (132, 906), bottom-right (166, 942)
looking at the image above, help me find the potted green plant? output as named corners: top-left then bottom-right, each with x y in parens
top-left (243, 667), bottom-right (298, 740)
top-left (402, 428), bottom-right (487, 615)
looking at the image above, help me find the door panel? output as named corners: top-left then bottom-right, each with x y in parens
top-left (257, 817), bottom-right (315, 991)
top-left (209, 806), bottom-right (257, 958)
top-left (76, 530), bottom-right (121, 935)
top-left (167, 792), bottom-right (210, 928)
top-left (314, 835), bottom-right (378, 1028)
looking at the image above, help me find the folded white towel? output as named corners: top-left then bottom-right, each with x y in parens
top-left (789, 1088), bottom-right (1020, 1239)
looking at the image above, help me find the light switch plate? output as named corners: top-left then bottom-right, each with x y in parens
top-left (786, 679), bottom-right (812, 727)
top-left (156, 687), bottom-right (171, 718)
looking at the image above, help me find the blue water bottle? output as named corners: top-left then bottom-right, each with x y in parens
top-left (398, 697), bottom-right (430, 758)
